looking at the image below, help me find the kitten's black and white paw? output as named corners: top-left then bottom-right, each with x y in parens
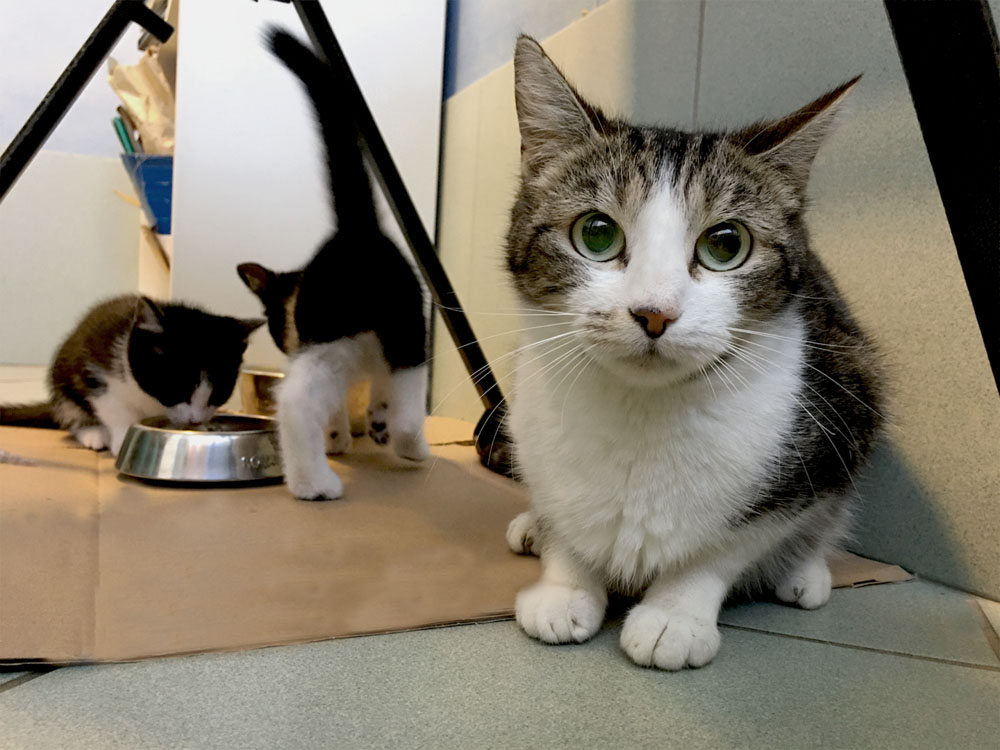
top-left (73, 426), bottom-right (109, 452)
top-left (393, 431), bottom-right (429, 462)
top-left (774, 556), bottom-right (832, 610)
top-left (620, 605), bottom-right (721, 670)
top-left (325, 429), bottom-right (352, 455)
top-left (367, 401), bottom-right (390, 445)
top-left (515, 582), bottom-right (604, 644)
top-left (287, 466), bottom-right (344, 502)
top-left (506, 511), bottom-right (539, 556)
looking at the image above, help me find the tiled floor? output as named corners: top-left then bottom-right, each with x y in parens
top-left (2, 579), bottom-right (997, 749)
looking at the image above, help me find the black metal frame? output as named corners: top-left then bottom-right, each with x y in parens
top-left (0, 0), bottom-right (173, 200)
top-left (884, 0), bottom-right (1000, 394)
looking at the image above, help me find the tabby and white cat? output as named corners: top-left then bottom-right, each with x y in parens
top-left (238, 30), bottom-right (430, 502)
top-left (504, 37), bottom-right (884, 670)
top-left (0, 295), bottom-right (263, 456)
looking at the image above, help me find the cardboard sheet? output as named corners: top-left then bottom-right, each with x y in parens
top-left (0, 418), bottom-right (910, 664)
top-left (0, 418), bottom-right (536, 664)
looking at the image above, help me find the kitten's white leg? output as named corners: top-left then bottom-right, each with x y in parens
top-left (620, 563), bottom-right (730, 671)
top-left (279, 349), bottom-right (348, 501)
top-left (73, 425), bottom-right (109, 452)
top-left (324, 408), bottom-right (352, 454)
top-left (89, 395), bottom-right (140, 457)
top-left (366, 370), bottom-right (392, 446)
top-left (506, 510), bottom-right (539, 556)
top-left (387, 365), bottom-right (429, 461)
top-left (516, 541), bottom-right (606, 644)
top-left (774, 554), bottom-right (832, 610)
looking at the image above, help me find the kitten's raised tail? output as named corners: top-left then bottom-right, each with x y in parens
top-left (0, 402), bottom-right (57, 429)
top-left (266, 28), bottom-right (380, 234)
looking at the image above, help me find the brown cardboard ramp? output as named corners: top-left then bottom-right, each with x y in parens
top-left (0, 418), bottom-right (538, 664)
top-left (0, 418), bottom-right (910, 665)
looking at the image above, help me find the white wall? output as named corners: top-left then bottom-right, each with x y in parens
top-left (0, 151), bottom-right (140, 365)
top-left (169, 0), bottom-right (446, 371)
top-left (0, 1), bottom-right (144, 157)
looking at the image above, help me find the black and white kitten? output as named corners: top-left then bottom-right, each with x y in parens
top-left (504, 38), bottom-right (885, 670)
top-left (237, 30), bottom-right (430, 502)
top-left (0, 295), bottom-right (263, 456)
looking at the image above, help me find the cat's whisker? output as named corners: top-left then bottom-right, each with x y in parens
top-left (728, 334), bottom-right (887, 421)
top-left (420, 319), bottom-right (578, 369)
top-left (429, 331), bottom-right (583, 416)
top-left (557, 345), bottom-right (598, 431)
top-left (727, 325), bottom-right (865, 352)
top-left (431, 302), bottom-right (574, 317)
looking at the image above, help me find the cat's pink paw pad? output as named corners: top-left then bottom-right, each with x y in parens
top-left (515, 582), bottom-right (604, 644)
top-left (775, 557), bottom-right (832, 610)
top-left (506, 511), bottom-right (539, 556)
top-left (620, 605), bottom-right (721, 670)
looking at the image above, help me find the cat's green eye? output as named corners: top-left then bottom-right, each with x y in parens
top-left (571, 212), bottom-right (625, 262)
top-left (695, 221), bottom-right (753, 271)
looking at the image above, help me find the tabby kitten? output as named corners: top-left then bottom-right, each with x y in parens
top-left (504, 37), bottom-right (884, 670)
top-left (237, 30), bottom-right (430, 502)
top-left (0, 295), bottom-right (263, 456)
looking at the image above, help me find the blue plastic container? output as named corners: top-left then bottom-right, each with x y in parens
top-left (121, 154), bottom-right (172, 235)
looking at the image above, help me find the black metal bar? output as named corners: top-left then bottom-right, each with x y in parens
top-left (0, 0), bottom-right (173, 200)
top-left (884, 0), bottom-right (1000, 394)
top-left (290, 0), bottom-right (504, 413)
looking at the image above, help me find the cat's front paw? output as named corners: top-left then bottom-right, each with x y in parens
top-left (620, 604), bottom-right (721, 670)
top-left (775, 556), bottom-right (832, 610)
top-left (515, 582), bottom-right (604, 644)
top-left (325, 429), bottom-right (352, 455)
top-left (506, 511), bottom-right (539, 556)
top-left (74, 426), bottom-right (109, 452)
top-left (287, 466), bottom-right (344, 502)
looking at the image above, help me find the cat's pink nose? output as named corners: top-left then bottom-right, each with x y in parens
top-left (630, 307), bottom-right (676, 338)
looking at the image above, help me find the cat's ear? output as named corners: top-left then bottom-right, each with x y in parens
top-left (237, 263), bottom-right (274, 297)
top-left (134, 297), bottom-right (165, 334)
top-left (513, 35), bottom-right (603, 173)
top-left (731, 76), bottom-right (861, 189)
top-left (236, 318), bottom-right (266, 340)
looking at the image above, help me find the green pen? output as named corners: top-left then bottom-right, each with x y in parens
top-left (113, 116), bottom-right (135, 154)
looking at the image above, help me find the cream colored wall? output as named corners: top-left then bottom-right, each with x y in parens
top-left (432, 0), bottom-right (999, 596)
top-left (430, 0), bottom-right (701, 423)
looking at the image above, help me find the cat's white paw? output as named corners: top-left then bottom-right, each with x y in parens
top-left (367, 400), bottom-right (390, 446)
top-left (325, 429), bottom-right (352, 455)
top-left (515, 582), bottom-right (604, 644)
top-left (74, 426), bottom-right (108, 451)
top-left (620, 604), bottom-right (721, 670)
top-left (775, 556), bottom-right (832, 610)
top-left (506, 511), bottom-right (539, 556)
top-left (393, 431), bottom-right (429, 462)
top-left (287, 466), bottom-right (344, 502)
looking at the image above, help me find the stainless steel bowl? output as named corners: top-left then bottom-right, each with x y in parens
top-left (115, 414), bottom-right (283, 483)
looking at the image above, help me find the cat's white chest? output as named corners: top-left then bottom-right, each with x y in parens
top-left (511, 335), bottom-right (803, 586)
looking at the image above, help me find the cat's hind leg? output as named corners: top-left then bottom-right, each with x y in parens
top-left (366, 370), bottom-right (392, 447)
top-left (774, 554), bottom-right (832, 610)
top-left (279, 345), bottom-right (351, 500)
top-left (506, 510), bottom-right (540, 556)
top-left (325, 404), bottom-right (352, 455)
top-left (386, 364), bottom-right (429, 461)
